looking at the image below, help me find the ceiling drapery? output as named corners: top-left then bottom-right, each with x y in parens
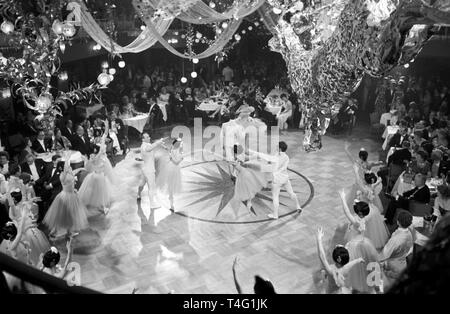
top-left (76, 0), bottom-right (270, 58)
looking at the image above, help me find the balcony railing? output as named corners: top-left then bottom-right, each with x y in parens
top-left (0, 252), bottom-right (101, 294)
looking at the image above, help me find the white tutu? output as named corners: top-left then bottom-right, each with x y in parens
top-left (156, 154), bottom-right (182, 195)
top-left (43, 190), bottom-right (88, 233)
top-left (234, 166), bottom-right (268, 202)
top-left (345, 235), bottom-right (379, 293)
top-left (364, 204), bottom-right (389, 250)
top-left (22, 215), bottom-right (50, 265)
top-left (78, 172), bottom-right (114, 210)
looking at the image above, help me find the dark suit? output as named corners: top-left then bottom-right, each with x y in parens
top-left (147, 103), bottom-right (163, 131)
top-left (385, 185), bottom-right (431, 224)
top-left (38, 163), bottom-right (63, 222)
top-left (388, 148), bottom-right (412, 166)
top-left (61, 127), bottom-right (74, 141)
top-left (0, 202), bottom-right (11, 244)
top-left (31, 139), bottom-right (49, 153)
top-left (71, 134), bottom-right (92, 156)
top-left (21, 160), bottom-right (45, 182)
top-left (388, 133), bottom-right (408, 149)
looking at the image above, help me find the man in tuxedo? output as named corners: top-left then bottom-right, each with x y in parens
top-left (32, 130), bottom-right (49, 153)
top-left (146, 96), bottom-right (163, 132)
top-left (20, 152), bottom-right (45, 194)
top-left (61, 119), bottom-right (74, 141)
top-left (384, 173), bottom-right (431, 225)
top-left (38, 154), bottom-right (63, 223)
top-left (377, 140), bottom-right (412, 189)
top-left (0, 151), bottom-right (16, 178)
top-left (71, 125), bottom-right (92, 156)
top-left (388, 126), bottom-right (409, 149)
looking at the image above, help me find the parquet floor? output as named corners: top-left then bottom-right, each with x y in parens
top-left (70, 125), bottom-right (382, 294)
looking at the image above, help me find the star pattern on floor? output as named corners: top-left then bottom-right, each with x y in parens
top-left (185, 162), bottom-right (289, 218)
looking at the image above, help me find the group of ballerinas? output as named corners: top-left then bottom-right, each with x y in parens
top-left (136, 132), bottom-right (184, 211)
top-left (1, 119), bottom-right (118, 291)
top-left (314, 145), bottom-right (415, 294)
top-left (44, 120), bottom-right (116, 239)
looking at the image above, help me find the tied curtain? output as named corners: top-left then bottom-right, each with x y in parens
top-left (77, 0), bottom-right (275, 58)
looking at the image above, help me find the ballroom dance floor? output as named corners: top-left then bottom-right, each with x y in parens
top-left (70, 125), bottom-right (382, 294)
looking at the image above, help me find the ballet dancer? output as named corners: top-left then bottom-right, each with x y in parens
top-left (251, 141), bottom-right (302, 219)
top-left (137, 133), bottom-right (165, 208)
top-left (155, 138), bottom-right (183, 211)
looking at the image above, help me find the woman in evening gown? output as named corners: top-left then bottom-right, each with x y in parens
top-left (78, 121), bottom-right (115, 215)
top-left (155, 138), bottom-right (183, 211)
top-left (43, 152), bottom-right (89, 238)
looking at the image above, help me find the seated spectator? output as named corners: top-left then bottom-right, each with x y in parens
top-left (53, 128), bottom-right (72, 151)
top-left (380, 105), bottom-right (398, 127)
top-left (410, 151), bottom-right (431, 177)
top-left (388, 126), bottom-right (409, 149)
top-left (32, 130), bottom-right (50, 154)
top-left (61, 119), bottom-right (74, 141)
top-left (384, 173), bottom-right (431, 225)
top-left (18, 137), bottom-right (34, 164)
top-left (430, 149), bottom-right (450, 178)
top-left (432, 184), bottom-right (450, 224)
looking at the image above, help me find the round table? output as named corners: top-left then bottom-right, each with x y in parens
top-left (122, 114), bottom-right (149, 133)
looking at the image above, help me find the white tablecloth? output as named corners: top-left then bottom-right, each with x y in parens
top-left (123, 114), bottom-right (149, 133)
top-left (198, 98), bottom-right (228, 112)
top-left (35, 150), bottom-right (82, 163)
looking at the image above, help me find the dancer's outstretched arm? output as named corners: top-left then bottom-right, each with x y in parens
top-left (338, 189), bottom-right (358, 226)
top-left (316, 227), bottom-right (333, 275)
top-left (58, 237), bottom-right (74, 279)
top-left (232, 257), bottom-right (243, 294)
top-left (9, 207), bottom-right (27, 251)
top-left (143, 138), bottom-right (165, 153)
top-left (341, 258), bottom-right (364, 276)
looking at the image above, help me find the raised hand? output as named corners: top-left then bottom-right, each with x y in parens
top-left (232, 257), bottom-right (239, 270)
top-left (317, 227), bottom-right (324, 240)
top-left (338, 189), bottom-right (346, 200)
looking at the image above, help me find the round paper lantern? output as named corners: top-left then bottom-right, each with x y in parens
top-left (191, 71), bottom-right (197, 78)
top-left (140, 25), bottom-right (146, 31)
top-left (118, 60), bottom-right (126, 68)
top-left (58, 71), bottom-right (68, 81)
top-left (221, 22), bottom-right (228, 29)
top-left (62, 23), bottom-right (76, 38)
top-left (1, 20), bottom-right (14, 34)
top-left (36, 93), bottom-right (53, 113)
top-left (234, 34), bottom-right (241, 41)
top-left (52, 20), bottom-right (64, 35)
top-left (192, 58), bottom-right (199, 64)
top-left (97, 73), bottom-right (111, 86)
top-left (404, 63), bottom-right (410, 69)
top-left (181, 77), bottom-right (188, 83)
top-left (109, 74), bottom-right (114, 81)
top-left (109, 68), bottom-right (117, 75)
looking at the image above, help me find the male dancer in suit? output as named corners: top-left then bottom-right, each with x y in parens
top-left (137, 133), bottom-right (164, 208)
top-left (250, 141), bottom-right (302, 219)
